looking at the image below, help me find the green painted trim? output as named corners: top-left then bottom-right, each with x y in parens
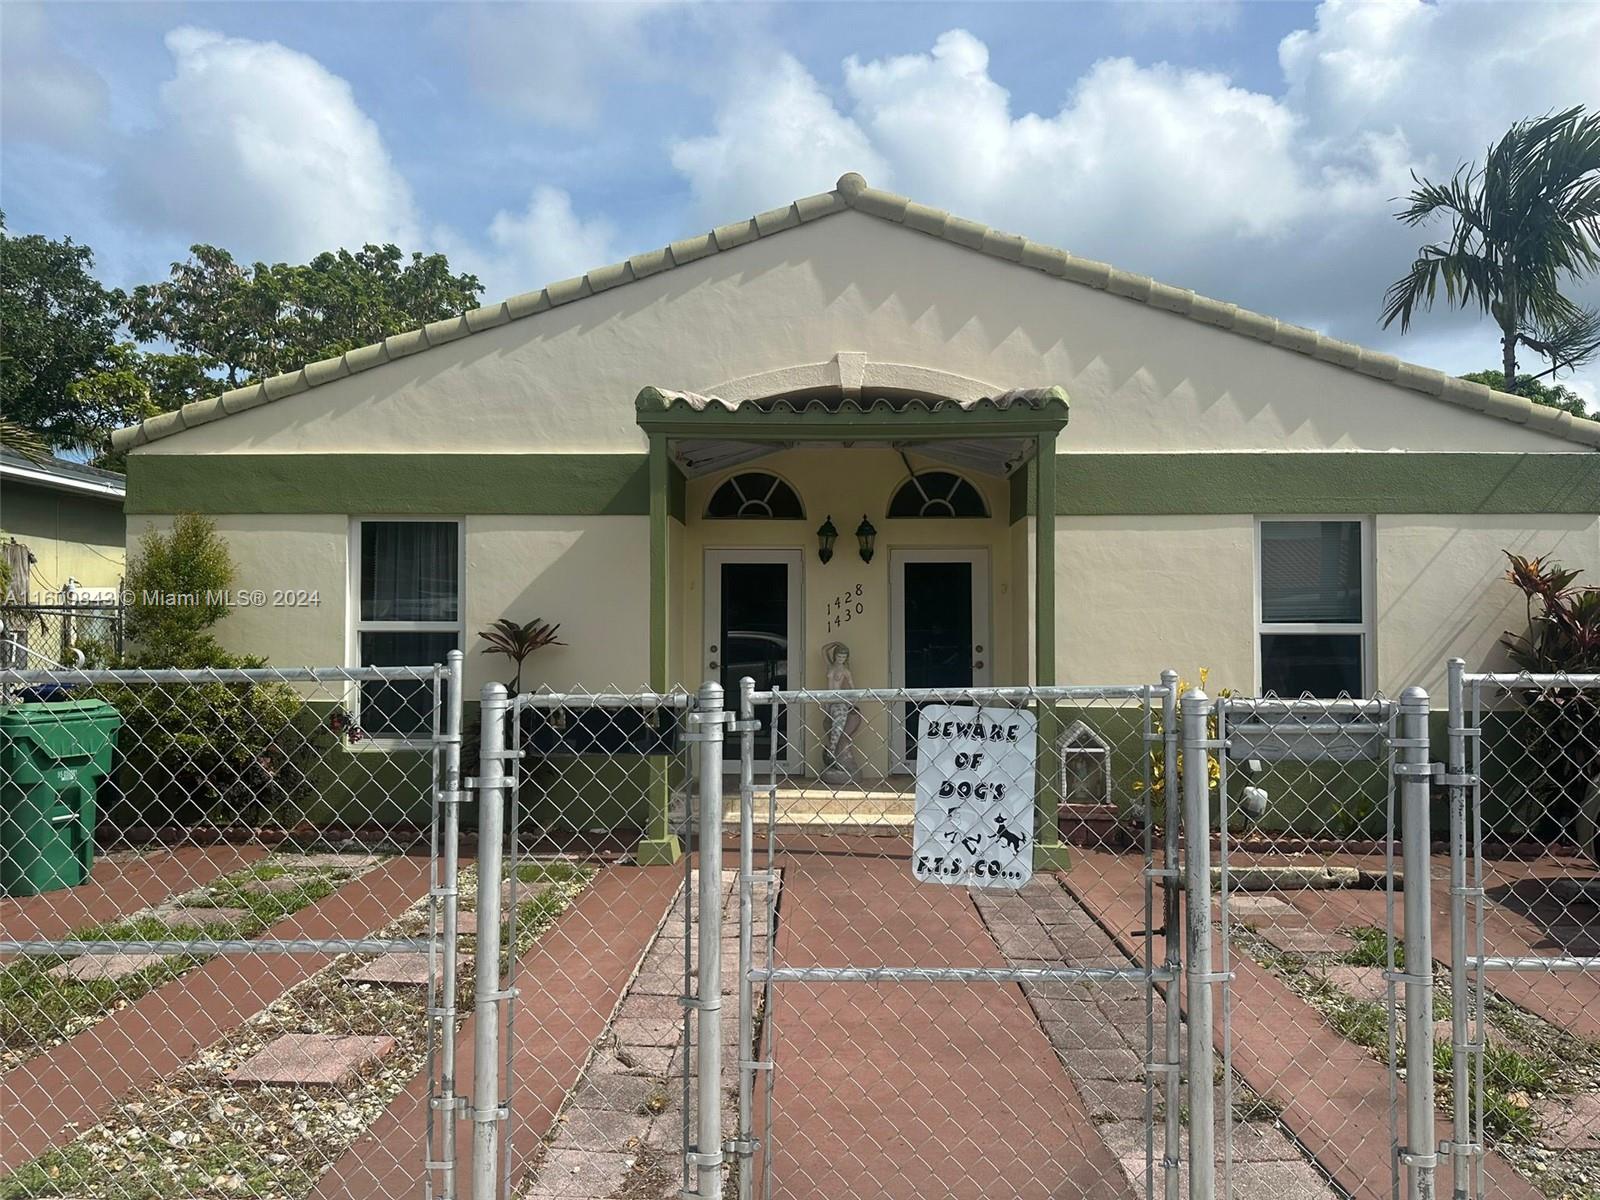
top-left (126, 450), bottom-right (1597, 517)
top-left (1053, 452), bottom-right (1599, 515)
top-left (1033, 843), bottom-right (1072, 871)
top-left (126, 454), bottom-right (653, 515)
top-left (648, 438), bottom-right (669, 692)
top-left (668, 460), bottom-right (687, 523)
top-left (1009, 461), bottom-right (1032, 525)
top-left (1034, 439), bottom-right (1056, 686)
top-left (634, 835), bottom-right (683, 866)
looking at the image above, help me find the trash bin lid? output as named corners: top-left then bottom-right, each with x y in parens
top-left (0, 700), bottom-right (121, 729)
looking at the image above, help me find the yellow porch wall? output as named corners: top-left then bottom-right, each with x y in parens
top-left (675, 448), bottom-right (1015, 775)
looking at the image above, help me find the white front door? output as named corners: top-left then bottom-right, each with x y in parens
top-left (703, 549), bottom-right (804, 769)
top-left (889, 547), bottom-right (992, 771)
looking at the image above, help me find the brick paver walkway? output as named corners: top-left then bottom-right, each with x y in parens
top-left (0, 855), bottom-right (432, 1170)
top-left (314, 863), bottom-right (681, 1200)
top-left (758, 851), bottom-right (1131, 1200)
top-left (0, 844), bottom-right (265, 961)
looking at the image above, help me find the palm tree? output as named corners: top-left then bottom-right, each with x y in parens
top-left (0, 419), bottom-right (51, 465)
top-left (1381, 106), bottom-right (1600, 387)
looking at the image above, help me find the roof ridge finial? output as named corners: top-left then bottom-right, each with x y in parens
top-left (836, 172), bottom-right (868, 199)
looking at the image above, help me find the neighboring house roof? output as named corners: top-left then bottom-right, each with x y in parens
top-left (110, 172), bottom-right (1600, 452)
top-left (0, 448), bottom-right (126, 500)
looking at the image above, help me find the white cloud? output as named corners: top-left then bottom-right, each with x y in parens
top-left (671, 54), bottom-right (889, 223)
top-left (118, 27), bottom-right (420, 262)
top-left (0, 3), bottom-right (110, 152)
top-left (454, 185), bottom-right (620, 300)
top-left (668, 8), bottom-right (1600, 392)
top-left (445, 2), bottom-right (673, 129)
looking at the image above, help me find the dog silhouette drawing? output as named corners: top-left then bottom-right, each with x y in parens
top-left (994, 815), bottom-right (1026, 852)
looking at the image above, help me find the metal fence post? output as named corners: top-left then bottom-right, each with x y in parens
top-left (472, 682), bottom-right (510, 1200)
top-left (438, 650), bottom-right (465, 1198)
top-left (1160, 670), bottom-right (1182, 1200)
top-left (1398, 686), bottom-right (1437, 1200)
top-left (735, 676), bottom-right (757, 1200)
top-left (1181, 687), bottom-right (1216, 1200)
top-left (1444, 659), bottom-right (1472, 1198)
top-left (691, 679), bottom-right (726, 1199)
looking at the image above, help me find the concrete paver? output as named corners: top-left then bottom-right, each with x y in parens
top-left (47, 952), bottom-right (165, 982)
top-left (227, 1032), bottom-right (396, 1087)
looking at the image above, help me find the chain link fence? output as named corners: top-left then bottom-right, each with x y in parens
top-left (1, 603), bottom-right (124, 671)
top-left (0, 662), bottom-right (449, 1200)
top-left (5, 660), bottom-right (1597, 1200)
top-left (1448, 666), bottom-right (1600, 1200)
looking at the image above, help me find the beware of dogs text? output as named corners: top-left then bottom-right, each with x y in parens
top-left (913, 703), bottom-right (1037, 888)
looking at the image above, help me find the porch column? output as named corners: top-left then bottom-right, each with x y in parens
top-left (636, 432), bottom-right (683, 865)
top-left (1033, 435), bottom-right (1070, 870)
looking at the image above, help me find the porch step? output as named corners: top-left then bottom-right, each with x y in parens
top-left (723, 784), bottom-right (916, 826)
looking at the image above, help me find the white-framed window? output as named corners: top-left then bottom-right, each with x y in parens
top-left (1255, 518), bottom-right (1372, 698)
top-left (349, 517), bottom-right (464, 742)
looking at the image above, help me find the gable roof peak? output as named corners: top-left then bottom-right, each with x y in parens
top-left (110, 173), bottom-right (1598, 451)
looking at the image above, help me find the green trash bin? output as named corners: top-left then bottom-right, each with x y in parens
top-left (0, 700), bottom-right (122, 897)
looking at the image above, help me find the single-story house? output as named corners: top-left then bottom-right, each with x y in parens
top-left (109, 173), bottom-right (1599, 854)
top-left (1, 449), bottom-right (127, 601)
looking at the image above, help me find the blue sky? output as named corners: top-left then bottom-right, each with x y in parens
top-left (5, 1), bottom-right (1599, 404)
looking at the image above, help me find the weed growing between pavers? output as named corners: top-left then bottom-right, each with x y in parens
top-left (2, 860), bottom-right (595, 1200)
top-left (1241, 926), bottom-right (1600, 1199)
top-left (0, 857), bottom-right (367, 1071)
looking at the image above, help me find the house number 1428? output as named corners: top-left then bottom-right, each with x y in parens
top-left (825, 585), bottom-right (865, 632)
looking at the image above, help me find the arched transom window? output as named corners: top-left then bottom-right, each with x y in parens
top-left (705, 472), bottom-right (805, 519)
top-left (888, 471), bottom-right (988, 518)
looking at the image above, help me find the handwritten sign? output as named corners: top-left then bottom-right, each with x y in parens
top-left (913, 703), bottom-right (1036, 889)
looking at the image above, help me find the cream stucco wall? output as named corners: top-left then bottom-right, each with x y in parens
top-left (1054, 516), bottom-right (1258, 691)
top-left (1375, 514), bottom-right (1600, 696)
top-left (124, 513), bottom-right (649, 693)
top-left (125, 514), bottom-right (349, 665)
top-left (3, 483), bottom-right (126, 595)
top-left (134, 212), bottom-right (1578, 459)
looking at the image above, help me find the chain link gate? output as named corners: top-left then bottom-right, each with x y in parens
top-left (1446, 663), bottom-right (1600, 1200)
top-left (1, 658), bottom-right (461, 1199)
top-left (1204, 688), bottom-right (1438, 1200)
top-left (721, 679), bottom-right (1182, 1200)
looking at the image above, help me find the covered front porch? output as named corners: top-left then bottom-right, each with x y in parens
top-left (630, 379), bottom-right (1073, 867)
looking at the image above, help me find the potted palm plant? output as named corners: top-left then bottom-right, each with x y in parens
top-left (479, 617), bottom-right (564, 693)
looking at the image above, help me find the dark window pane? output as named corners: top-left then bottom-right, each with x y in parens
top-left (719, 561), bottom-right (789, 759)
top-left (361, 522), bottom-right (459, 621)
top-left (1261, 521), bottom-right (1362, 623)
top-left (1261, 633), bottom-right (1362, 699)
top-left (358, 630), bottom-right (458, 737)
top-left (888, 471), bottom-right (988, 518)
top-left (903, 560), bottom-right (973, 759)
top-left (705, 473), bottom-right (804, 519)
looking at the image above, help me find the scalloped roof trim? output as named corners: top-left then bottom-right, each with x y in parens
top-left (111, 173), bottom-right (1597, 451)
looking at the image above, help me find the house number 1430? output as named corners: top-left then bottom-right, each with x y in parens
top-left (826, 585), bottom-right (865, 632)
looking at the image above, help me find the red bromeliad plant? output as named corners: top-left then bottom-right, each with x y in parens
top-left (1500, 552), bottom-right (1600, 852)
top-left (479, 617), bottom-right (565, 694)
top-left (1502, 553), bottom-right (1600, 674)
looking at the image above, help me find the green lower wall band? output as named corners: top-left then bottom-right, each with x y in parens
top-left (128, 451), bottom-right (1597, 517)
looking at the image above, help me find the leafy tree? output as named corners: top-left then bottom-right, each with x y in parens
top-left (1459, 370), bottom-right (1593, 419)
top-left (73, 344), bottom-right (218, 469)
top-left (125, 242), bottom-right (483, 387)
top-left (123, 513), bottom-right (251, 668)
top-left (1382, 106), bottom-right (1600, 385)
top-left (0, 215), bottom-right (126, 451)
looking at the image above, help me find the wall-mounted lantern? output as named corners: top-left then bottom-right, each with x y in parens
top-left (816, 516), bottom-right (838, 564)
top-left (855, 515), bottom-right (877, 564)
